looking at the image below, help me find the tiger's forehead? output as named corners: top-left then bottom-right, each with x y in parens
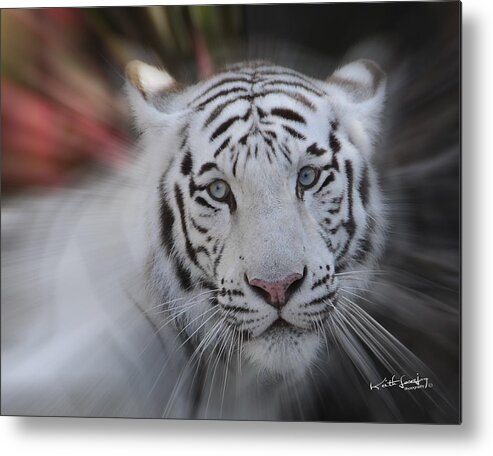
top-left (184, 65), bottom-right (336, 173)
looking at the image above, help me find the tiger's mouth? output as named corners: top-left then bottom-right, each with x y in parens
top-left (242, 318), bottom-right (320, 378)
top-left (257, 317), bottom-right (314, 343)
top-left (264, 318), bottom-right (299, 336)
top-left (247, 315), bottom-right (322, 341)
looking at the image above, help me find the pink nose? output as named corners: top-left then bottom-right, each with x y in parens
top-left (248, 273), bottom-right (304, 308)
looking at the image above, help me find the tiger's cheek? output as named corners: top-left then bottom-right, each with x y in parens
top-left (304, 174), bottom-right (343, 244)
top-left (188, 202), bottom-right (233, 279)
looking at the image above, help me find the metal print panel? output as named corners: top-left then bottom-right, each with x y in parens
top-left (1, 2), bottom-right (461, 423)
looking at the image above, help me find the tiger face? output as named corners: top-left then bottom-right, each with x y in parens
top-left (127, 60), bottom-right (386, 379)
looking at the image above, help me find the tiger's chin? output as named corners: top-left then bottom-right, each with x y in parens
top-left (242, 321), bottom-right (320, 381)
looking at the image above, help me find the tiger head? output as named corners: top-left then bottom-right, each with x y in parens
top-left (126, 60), bottom-right (386, 380)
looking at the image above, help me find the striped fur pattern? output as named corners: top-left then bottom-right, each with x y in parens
top-left (129, 60), bottom-right (387, 381)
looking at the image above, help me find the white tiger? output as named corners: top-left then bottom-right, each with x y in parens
top-left (1, 59), bottom-right (439, 420)
top-left (132, 59), bottom-right (387, 378)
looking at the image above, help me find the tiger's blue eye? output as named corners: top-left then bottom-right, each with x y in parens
top-left (207, 179), bottom-right (230, 201)
top-left (297, 166), bottom-right (319, 189)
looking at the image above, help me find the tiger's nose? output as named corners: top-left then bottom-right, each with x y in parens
top-left (247, 271), bottom-right (305, 309)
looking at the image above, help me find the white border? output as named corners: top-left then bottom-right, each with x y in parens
top-left (2, 0), bottom-right (493, 455)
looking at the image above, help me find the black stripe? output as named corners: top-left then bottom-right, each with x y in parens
top-left (352, 232), bottom-right (371, 263)
top-left (195, 196), bottom-right (218, 211)
top-left (303, 308), bottom-right (332, 319)
top-left (280, 146), bottom-right (292, 164)
top-left (270, 108), bottom-right (306, 124)
top-left (329, 225), bottom-right (340, 235)
top-left (203, 95), bottom-right (252, 129)
top-left (352, 216), bottom-right (375, 263)
top-left (175, 184), bottom-right (200, 268)
top-left (359, 164), bottom-right (370, 207)
top-left (181, 151), bottom-right (193, 176)
top-left (232, 153), bottom-right (239, 177)
top-left (311, 274), bottom-right (331, 290)
top-left (302, 291), bottom-right (337, 308)
top-left (159, 192), bottom-right (175, 255)
top-left (195, 245), bottom-right (210, 259)
top-left (178, 123), bottom-right (189, 150)
top-left (344, 160), bottom-right (355, 233)
top-left (188, 176), bottom-right (207, 196)
top-left (261, 134), bottom-right (273, 149)
top-left (198, 279), bottom-right (217, 291)
top-left (314, 172), bottom-right (335, 195)
top-left (198, 87), bottom-right (249, 110)
top-left (337, 160), bottom-right (356, 260)
top-left (324, 153), bottom-right (340, 172)
top-left (214, 136), bottom-right (231, 158)
top-left (175, 260), bottom-right (193, 290)
top-left (213, 244), bottom-right (225, 277)
top-left (212, 239), bottom-right (220, 255)
top-left (283, 125), bottom-right (306, 140)
top-left (192, 77), bottom-right (251, 104)
top-left (322, 234), bottom-right (334, 252)
top-left (211, 116), bottom-right (241, 142)
top-left (211, 109), bottom-right (252, 142)
top-left (329, 131), bottom-right (341, 153)
top-left (328, 205), bottom-right (342, 214)
top-left (307, 143), bottom-right (327, 156)
top-left (197, 162), bottom-right (218, 176)
top-left (220, 304), bottom-right (257, 314)
top-left (159, 174), bottom-right (196, 292)
top-left (190, 217), bottom-right (208, 234)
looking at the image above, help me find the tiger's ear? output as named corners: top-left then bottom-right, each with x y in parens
top-left (326, 59), bottom-right (386, 153)
top-left (125, 60), bottom-right (181, 132)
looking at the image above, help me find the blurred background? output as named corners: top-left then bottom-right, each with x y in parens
top-left (1, 6), bottom-right (242, 191)
top-left (2, 3), bottom-right (459, 191)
